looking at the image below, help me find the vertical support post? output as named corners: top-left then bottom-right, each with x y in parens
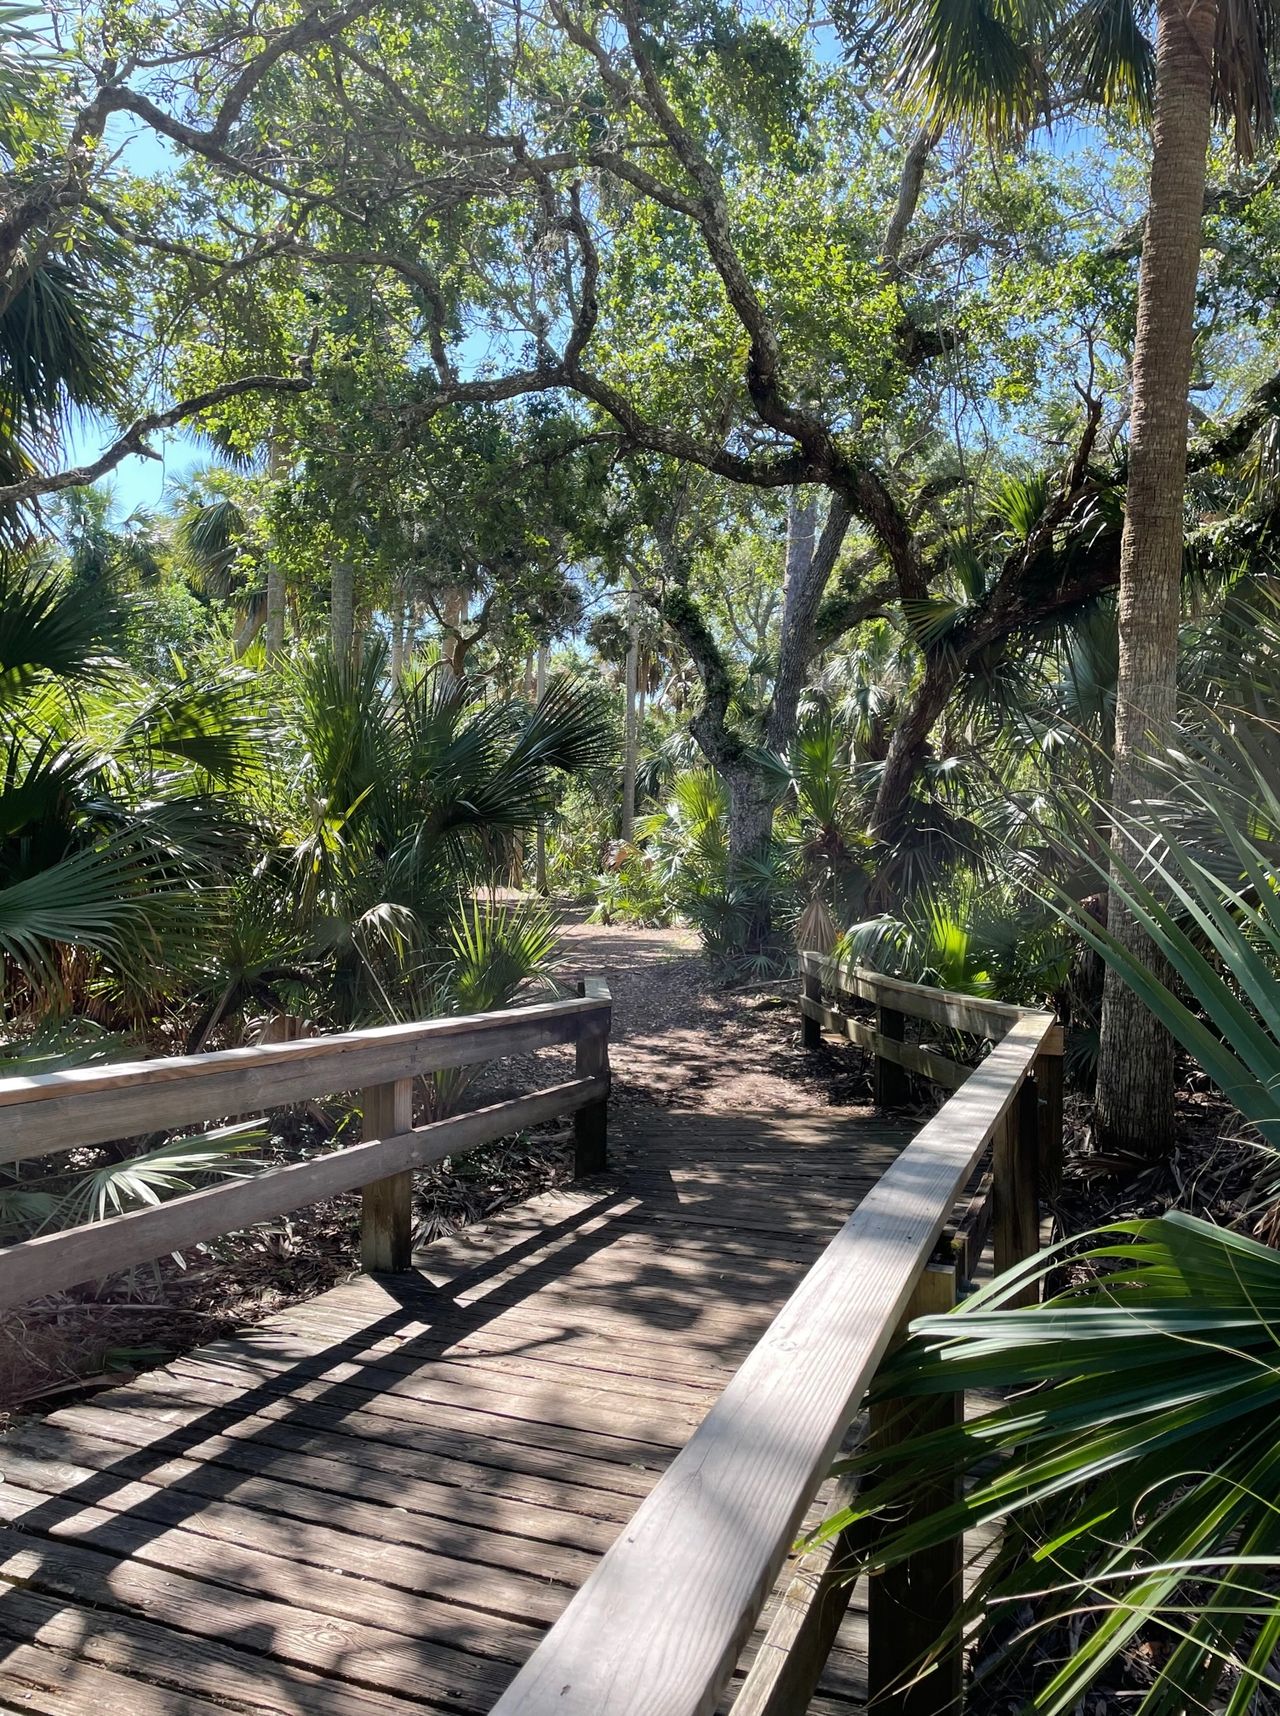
top-left (360, 1076), bottom-right (414, 1273)
top-left (993, 1078), bottom-right (1042, 1307)
top-left (868, 1262), bottom-right (961, 1716)
top-left (875, 1006), bottom-right (909, 1108)
top-left (1034, 1026), bottom-right (1065, 1201)
top-left (573, 978), bottom-right (611, 1177)
top-left (801, 956), bottom-right (822, 1050)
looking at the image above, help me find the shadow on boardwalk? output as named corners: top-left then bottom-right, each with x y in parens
top-left (0, 927), bottom-right (908, 1715)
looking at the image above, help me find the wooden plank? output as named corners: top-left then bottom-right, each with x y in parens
top-left (0, 1542), bottom-right (515, 1709)
top-left (801, 964), bottom-right (823, 1050)
top-left (0, 1580), bottom-right (432, 1716)
top-left (867, 1264), bottom-right (962, 1716)
top-left (801, 999), bottom-right (969, 1091)
top-left (945, 1166), bottom-right (994, 1282)
top-left (800, 952), bottom-right (1026, 1039)
top-left (0, 991), bottom-right (609, 1164)
top-left (50, 1395), bottom-right (646, 1526)
top-left (1, 1416), bottom-right (618, 1566)
top-left (361, 1076), bottom-right (414, 1272)
top-left (166, 1347), bottom-right (702, 1455)
top-left (573, 978), bottom-right (611, 1176)
top-left (487, 1012), bottom-right (1053, 1716)
top-left (0, 1465), bottom-right (575, 1629)
top-left (1034, 1042), bottom-right (1065, 1200)
top-left (0, 1642), bottom-right (238, 1716)
top-left (0, 1074), bottom-right (605, 1309)
top-left (875, 1004), bottom-right (910, 1107)
top-left (124, 1359), bottom-right (681, 1482)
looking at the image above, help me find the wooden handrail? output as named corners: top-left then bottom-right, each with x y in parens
top-left (0, 982), bottom-right (612, 1310)
top-left (0, 991), bottom-right (608, 1166)
top-left (488, 998), bottom-right (1058, 1716)
top-left (800, 950), bottom-right (1037, 1041)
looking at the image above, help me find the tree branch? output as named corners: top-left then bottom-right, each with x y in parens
top-left (0, 363), bottom-right (314, 507)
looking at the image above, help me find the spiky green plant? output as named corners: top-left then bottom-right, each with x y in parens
top-left (813, 721), bottom-right (1280, 1712)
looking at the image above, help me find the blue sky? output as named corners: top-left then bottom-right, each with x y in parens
top-left (62, 415), bottom-right (205, 515)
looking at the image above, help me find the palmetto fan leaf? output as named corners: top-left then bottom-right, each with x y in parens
top-left (814, 1213), bottom-right (1280, 1715)
top-left (177, 498), bottom-right (248, 596)
top-left (0, 833), bottom-right (212, 998)
top-left (1053, 0), bottom-right (1154, 109)
top-left (872, 0), bottom-right (1053, 134)
top-left (0, 255), bottom-right (121, 454)
top-left (0, 554), bottom-right (111, 701)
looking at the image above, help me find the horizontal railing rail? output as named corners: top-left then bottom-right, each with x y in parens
top-left (489, 958), bottom-right (1061, 1716)
top-left (0, 979), bottom-right (611, 1311)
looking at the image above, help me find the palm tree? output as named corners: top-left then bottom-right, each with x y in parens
top-left (873, 0), bottom-right (1274, 1159)
top-left (271, 643), bottom-right (613, 1024)
top-left (0, 551), bottom-right (258, 1017)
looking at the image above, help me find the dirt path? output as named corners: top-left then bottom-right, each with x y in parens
top-left (545, 917), bottom-right (879, 1125)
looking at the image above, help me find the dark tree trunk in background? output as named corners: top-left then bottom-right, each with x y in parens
top-left (1096, 0), bottom-right (1216, 1160)
top-left (725, 765), bottom-right (776, 953)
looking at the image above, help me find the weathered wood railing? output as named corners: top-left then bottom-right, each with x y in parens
top-left (490, 954), bottom-right (1062, 1716)
top-left (0, 979), bottom-right (611, 1311)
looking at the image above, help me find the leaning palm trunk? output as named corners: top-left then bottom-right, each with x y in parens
top-left (1096, 0), bottom-right (1216, 1159)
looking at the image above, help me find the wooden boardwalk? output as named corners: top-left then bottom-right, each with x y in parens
top-left (0, 1108), bottom-right (911, 1715)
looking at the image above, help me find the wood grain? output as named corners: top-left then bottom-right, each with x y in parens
top-left (0, 1076), bottom-right (605, 1308)
top-left (800, 952), bottom-right (1027, 1040)
top-left (487, 1013), bottom-right (1053, 1716)
top-left (0, 992), bottom-right (607, 1164)
top-left (801, 998), bottom-right (969, 1091)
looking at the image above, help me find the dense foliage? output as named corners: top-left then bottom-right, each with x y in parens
top-left (8, 0), bottom-right (1280, 1699)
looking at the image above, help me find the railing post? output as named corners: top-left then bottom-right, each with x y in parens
top-left (801, 958), bottom-right (823, 1050)
top-left (993, 1077), bottom-right (1042, 1307)
top-left (360, 1076), bottom-right (414, 1272)
top-left (868, 1261), bottom-right (961, 1716)
top-left (574, 978), bottom-right (611, 1177)
top-left (875, 1006), bottom-right (909, 1108)
top-left (1034, 1025), bottom-right (1065, 1201)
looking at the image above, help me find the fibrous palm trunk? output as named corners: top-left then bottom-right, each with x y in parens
top-left (622, 587), bottom-right (639, 844)
top-left (332, 560), bottom-right (355, 663)
top-left (535, 643), bottom-right (549, 895)
top-left (1096, 0), bottom-right (1216, 1159)
top-left (265, 564), bottom-right (286, 659)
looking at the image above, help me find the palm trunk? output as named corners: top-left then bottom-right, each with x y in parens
top-left (389, 584), bottom-right (406, 685)
top-left (1096, 0), bottom-right (1216, 1160)
top-left (621, 587), bottom-right (640, 843)
top-left (331, 560), bottom-right (355, 663)
top-left (726, 766), bottom-right (776, 954)
top-left (233, 600), bottom-right (265, 658)
top-left (535, 644), bottom-right (549, 895)
top-left (265, 564), bottom-right (286, 659)
top-left (265, 441), bottom-right (287, 660)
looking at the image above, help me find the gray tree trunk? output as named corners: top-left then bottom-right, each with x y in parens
top-left (331, 559), bottom-right (355, 663)
top-left (622, 587), bottom-right (640, 843)
top-left (1096, 0), bottom-right (1216, 1160)
top-left (389, 585), bottom-right (406, 685)
top-left (265, 564), bottom-right (286, 659)
top-left (535, 644), bottom-right (549, 895)
top-left (264, 441), bottom-right (287, 660)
